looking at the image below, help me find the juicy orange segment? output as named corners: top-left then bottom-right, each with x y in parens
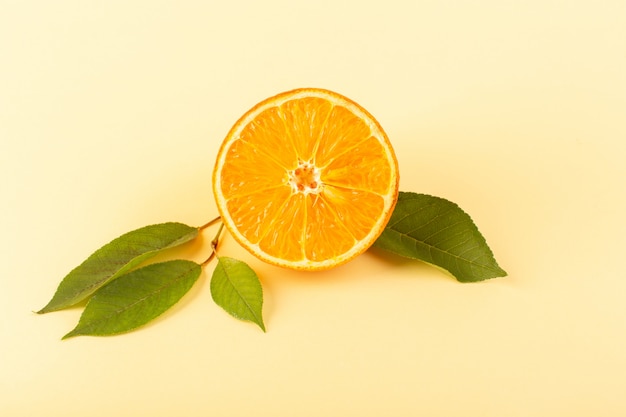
top-left (213, 88), bottom-right (399, 270)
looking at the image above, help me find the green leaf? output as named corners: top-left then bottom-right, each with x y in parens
top-left (373, 192), bottom-right (507, 282)
top-left (38, 222), bottom-right (199, 313)
top-left (210, 257), bottom-right (265, 331)
top-left (63, 260), bottom-right (202, 339)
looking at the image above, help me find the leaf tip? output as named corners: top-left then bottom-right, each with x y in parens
top-left (490, 263), bottom-right (508, 279)
top-left (61, 330), bottom-right (79, 340)
top-left (36, 303), bottom-right (55, 314)
top-left (456, 265), bottom-right (508, 283)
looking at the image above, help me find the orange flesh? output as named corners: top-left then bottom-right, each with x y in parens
top-left (219, 95), bottom-right (395, 264)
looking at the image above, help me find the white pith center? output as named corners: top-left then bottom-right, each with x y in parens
top-left (288, 161), bottom-right (323, 194)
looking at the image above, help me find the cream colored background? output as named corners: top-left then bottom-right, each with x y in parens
top-left (2, 0), bottom-right (625, 415)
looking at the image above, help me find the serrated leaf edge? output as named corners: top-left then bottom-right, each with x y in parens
top-left (375, 192), bottom-right (507, 282)
top-left (211, 257), bottom-right (266, 332)
top-left (62, 260), bottom-right (201, 339)
top-left (38, 222), bottom-right (198, 314)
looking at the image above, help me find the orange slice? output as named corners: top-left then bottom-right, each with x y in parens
top-left (213, 88), bottom-right (399, 270)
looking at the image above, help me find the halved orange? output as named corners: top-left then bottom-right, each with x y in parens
top-left (212, 88), bottom-right (399, 270)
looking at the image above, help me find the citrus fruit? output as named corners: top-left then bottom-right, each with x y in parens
top-left (212, 88), bottom-right (399, 270)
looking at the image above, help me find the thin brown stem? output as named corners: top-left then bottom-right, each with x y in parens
top-left (201, 222), bottom-right (226, 266)
top-left (199, 216), bottom-right (221, 231)
top-left (211, 223), bottom-right (225, 251)
top-left (201, 251), bottom-right (216, 267)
